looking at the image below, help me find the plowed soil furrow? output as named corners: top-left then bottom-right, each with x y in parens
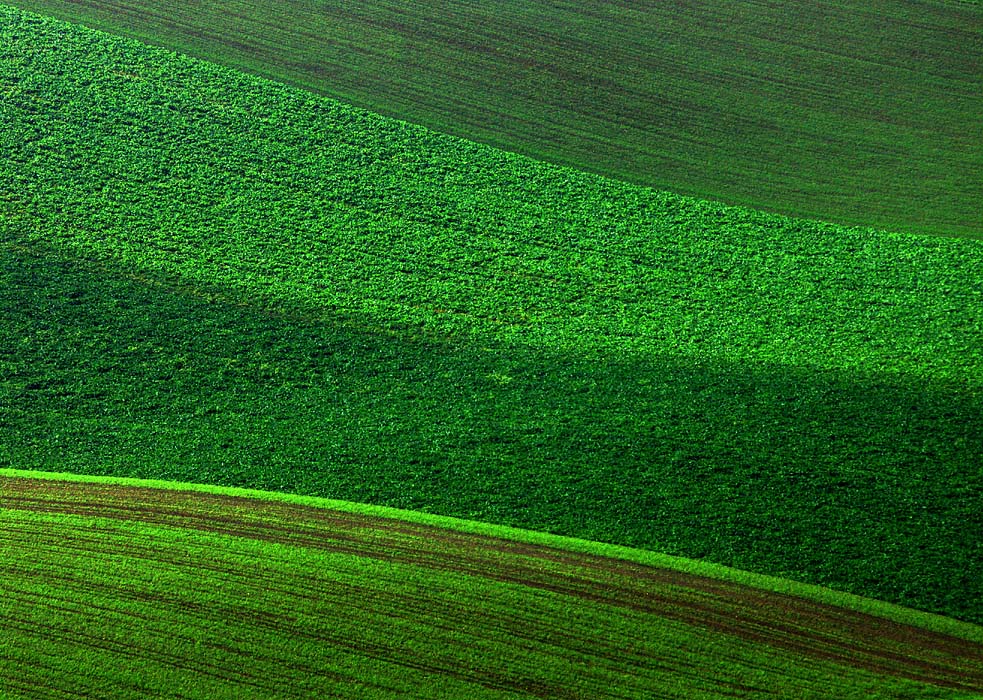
top-left (3, 476), bottom-right (982, 696)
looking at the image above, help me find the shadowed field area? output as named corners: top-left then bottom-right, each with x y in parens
top-left (2, 475), bottom-right (983, 699)
top-left (5, 0), bottom-right (982, 237)
top-left (3, 239), bottom-right (983, 625)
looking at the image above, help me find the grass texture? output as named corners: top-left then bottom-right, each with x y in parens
top-left (2, 6), bottom-right (983, 626)
top-left (5, 0), bottom-right (982, 237)
top-left (3, 473), bottom-right (983, 699)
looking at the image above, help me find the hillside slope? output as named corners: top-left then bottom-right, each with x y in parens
top-left (6, 0), bottom-right (982, 237)
top-left (2, 7), bottom-right (982, 623)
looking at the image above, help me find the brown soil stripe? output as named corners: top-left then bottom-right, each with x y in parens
top-left (3, 476), bottom-right (982, 691)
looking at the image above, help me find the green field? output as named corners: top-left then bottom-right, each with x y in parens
top-left (3, 472), bottom-right (983, 699)
top-left (3, 4), bottom-right (982, 632)
top-left (6, 0), bottom-right (982, 238)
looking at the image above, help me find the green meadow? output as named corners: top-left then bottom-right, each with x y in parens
top-left (2, 4), bottom-right (982, 632)
top-left (7, 0), bottom-right (983, 238)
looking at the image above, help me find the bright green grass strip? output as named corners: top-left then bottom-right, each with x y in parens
top-left (4, 468), bottom-right (983, 648)
top-left (5, 0), bottom-right (982, 238)
top-left (2, 504), bottom-right (979, 699)
top-left (2, 7), bottom-right (982, 624)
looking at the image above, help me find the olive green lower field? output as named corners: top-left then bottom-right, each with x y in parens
top-left (2, 473), bottom-right (982, 699)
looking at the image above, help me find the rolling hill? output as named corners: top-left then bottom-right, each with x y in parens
top-left (3, 4), bottom-right (982, 632)
top-left (6, 0), bottom-right (982, 237)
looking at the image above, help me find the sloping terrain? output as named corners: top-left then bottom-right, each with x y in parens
top-left (3, 473), bottom-right (983, 699)
top-left (2, 7), bottom-right (982, 624)
top-left (6, 0), bottom-right (982, 237)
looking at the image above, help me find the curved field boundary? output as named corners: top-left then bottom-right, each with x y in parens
top-left (6, 0), bottom-right (982, 237)
top-left (3, 470), bottom-right (983, 700)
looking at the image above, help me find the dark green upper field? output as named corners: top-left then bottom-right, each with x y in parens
top-left (6, 0), bottom-right (983, 238)
top-left (1, 5), bottom-right (982, 626)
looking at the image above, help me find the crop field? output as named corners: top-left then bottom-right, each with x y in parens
top-left (3, 473), bottom-right (983, 699)
top-left (2, 4), bottom-right (983, 637)
top-left (5, 0), bottom-right (982, 238)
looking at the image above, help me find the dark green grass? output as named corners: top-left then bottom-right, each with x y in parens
top-left (5, 0), bottom-right (982, 237)
top-left (2, 8), bottom-right (983, 623)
